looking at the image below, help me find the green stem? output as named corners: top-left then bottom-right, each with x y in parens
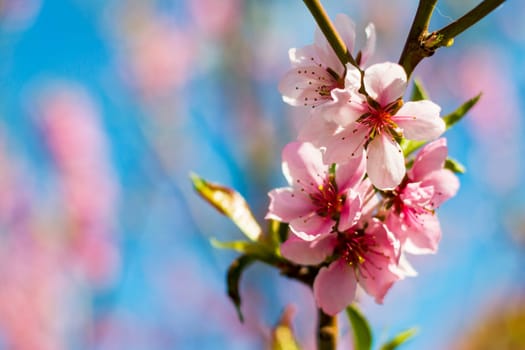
top-left (399, 0), bottom-right (505, 78)
top-left (429, 0), bottom-right (505, 48)
top-left (318, 309), bottom-right (338, 350)
top-left (398, 0), bottom-right (438, 77)
top-left (302, 0), bottom-right (357, 68)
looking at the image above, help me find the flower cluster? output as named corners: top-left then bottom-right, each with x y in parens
top-left (267, 14), bottom-right (459, 315)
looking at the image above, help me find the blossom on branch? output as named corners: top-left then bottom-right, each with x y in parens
top-left (278, 14), bottom-right (375, 109)
top-left (384, 138), bottom-right (460, 254)
top-left (301, 62), bottom-right (446, 190)
top-left (281, 217), bottom-right (403, 315)
top-left (266, 141), bottom-right (365, 240)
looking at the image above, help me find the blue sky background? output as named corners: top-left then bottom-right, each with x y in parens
top-left (1, 0), bottom-right (524, 349)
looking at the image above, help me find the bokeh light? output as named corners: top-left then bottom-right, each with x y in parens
top-left (0, 1), bottom-right (523, 349)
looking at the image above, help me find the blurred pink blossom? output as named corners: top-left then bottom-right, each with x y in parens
top-left (118, 15), bottom-right (196, 98)
top-left (188, 0), bottom-right (241, 38)
top-left (0, 0), bottom-right (41, 31)
top-left (456, 47), bottom-right (521, 193)
top-left (34, 83), bottom-right (120, 285)
top-left (0, 232), bottom-right (86, 350)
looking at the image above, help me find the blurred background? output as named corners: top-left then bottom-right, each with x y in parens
top-left (0, 0), bottom-right (524, 349)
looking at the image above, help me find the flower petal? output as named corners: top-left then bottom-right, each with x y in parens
top-left (363, 62), bottom-right (407, 106)
top-left (334, 14), bottom-right (356, 54)
top-left (288, 45), bottom-right (319, 67)
top-left (359, 263), bottom-right (400, 304)
top-left (314, 260), bottom-right (357, 315)
top-left (297, 115), bottom-right (340, 148)
top-left (335, 151), bottom-right (366, 191)
top-left (278, 66), bottom-right (337, 107)
top-left (282, 142), bottom-right (326, 190)
top-left (422, 169), bottom-right (460, 207)
top-left (359, 22), bottom-right (376, 66)
top-left (367, 218), bottom-right (400, 261)
top-left (403, 212), bottom-right (441, 255)
top-left (289, 213), bottom-right (335, 240)
top-left (316, 89), bottom-right (365, 127)
top-left (313, 17), bottom-right (352, 77)
top-left (408, 138), bottom-right (448, 181)
top-left (394, 253), bottom-right (418, 277)
top-left (344, 64), bottom-right (363, 90)
top-left (322, 123), bottom-right (369, 165)
top-left (366, 134), bottom-right (405, 190)
top-left (393, 100), bottom-right (445, 140)
top-left (280, 233), bottom-right (337, 265)
top-left (338, 189), bottom-right (362, 232)
top-left (357, 178), bottom-right (379, 221)
top-left (358, 220), bottom-right (401, 303)
top-left (266, 188), bottom-right (314, 222)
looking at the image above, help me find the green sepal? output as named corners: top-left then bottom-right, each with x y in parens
top-left (226, 254), bottom-right (255, 322)
top-left (346, 304), bottom-right (373, 350)
top-left (443, 93), bottom-right (481, 129)
top-left (445, 157), bottom-right (466, 174)
top-left (190, 173), bottom-right (262, 241)
top-left (410, 79), bottom-right (429, 101)
top-left (379, 327), bottom-right (418, 350)
top-left (271, 306), bottom-right (300, 350)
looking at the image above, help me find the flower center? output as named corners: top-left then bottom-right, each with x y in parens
top-left (336, 230), bottom-right (373, 266)
top-left (336, 230), bottom-right (388, 277)
top-left (358, 98), bottom-right (403, 140)
top-left (316, 75), bottom-right (345, 98)
top-left (391, 182), bottom-right (435, 226)
top-left (309, 181), bottom-right (345, 220)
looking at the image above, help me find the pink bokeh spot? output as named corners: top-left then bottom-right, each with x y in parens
top-left (34, 83), bottom-right (121, 285)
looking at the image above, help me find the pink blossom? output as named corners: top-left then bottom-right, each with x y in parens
top-left (266, 141), bottom-right (365, 240)
top-left (385, 138), bottom-right (459, 254)
top-left (301, 62), bottom-right (445, 190)
top-left (278, 14), bottom-right (375, 109)
top-left (281, 218), bottom-right (401, 315)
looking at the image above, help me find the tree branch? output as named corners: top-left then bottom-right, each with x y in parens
top-left (302, 0), bottom-right (357, 68)
top-left (318, 309), bottom-right (338, 350)
top-left (398, 0), bottom-right (438, 78)
top-left (427, 0), bottom-right (505, 49)
top-left (399, 0), bottom-right (505, 78)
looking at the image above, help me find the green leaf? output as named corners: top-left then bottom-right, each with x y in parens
top-left (445, 157), bottom-right (466, 174)
top-left (190, 173), bottom-right (262, 241)
top-left (271, 306), bottom-right (300, 350)
top-left (211, 238), bottom-right (283, 265)
top-left (346, 304), bottom-right (373, 350)
top-left (227, 254), bottom-right (255, 322)
top-left (380, 327), bottom-right (418, 350)
top-left (443, 93), bottom-right (481, 129)
top-left (410, 79), bottom-right (429, 101)
top-left (400, 138), bottom-right (426, 157)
